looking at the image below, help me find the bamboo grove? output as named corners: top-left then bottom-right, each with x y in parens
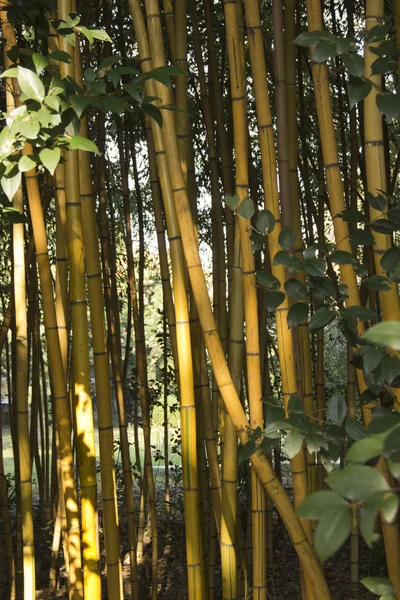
top-left (0, 0), bottom-right (400, 599)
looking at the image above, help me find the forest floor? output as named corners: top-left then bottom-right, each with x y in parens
top-left (0, 463), bottom-right (389, 600)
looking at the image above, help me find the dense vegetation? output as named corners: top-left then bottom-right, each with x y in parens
top-left (0, 0), bottom-right (400, 599)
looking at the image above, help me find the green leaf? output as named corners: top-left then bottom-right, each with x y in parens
top-left (350, 228), bottom-right (375, 246)
top-left (342, 52), bottom-right (365, 77)
top-left (256, 209), bottom-right (275, 234)
top-left (18, 155), bottom-right (36, 172)
top-left (44, 95), bottom-right (61, 111)
top-left (380, 354), bottom-right (400, 386)
top-left (297, 490), bottom-right (348, 519)
top-left (47, 49), bottom-right (72, 63)
top-left (0, 67), bottom-right (19, 78)
top-left (287, 302), bottom-right (308, 328)
top-left (343, 306), bottom-right (377, 322)
top-left (362, 321), bottom-right (400, 350)
top-left (313, 40), bottom-right (337, 63)
top-left (376, 93), bottom-right (400, 123)
top-left (304, 257), bottom-right (326, 277)
top-left (310, 275), bottom-right (336, 298)
top-left (371, 219), bottom-right (397, 234)
top-left (19, 118), bottom-right (40, 140)
top-left (293, 30), bottom-right (333, 48)
top-left (346, 437), bottom-right (383, 463)
top-left (143, 103), bottom-right (163, 128)
top-left (285, 429), bottom-right (304, 459)
top-left (239, 438), bottom-right (257, 464)
top-left (288, 394), bottom-right (303, 414)
top-left (69, 94), bottom-right (88, 118)
top-left (327, 393), bottom-right (347, 425)
top-left (358, 346), bottom-right (384, 374)
top-left (329, 250), bottom-right (357, 265)
top-left (284, 278), bottom-right (307, 300)
top-left (371, 56), bottom-right (398, 76)
top-left (2, 206), bottom-right (26, 223)
top-left (367, 192), bottom-right (386, 211)
top-left (1, 171), bottom-right (21, 202)
top-left (309, 307), bottom-right (335, 332)
top-left (327, 465), bottom-right (389, 501)
top-left (388, 460), bottom-right (400, 479)
top-left (69, 135), bottom-right (99, 154)
top-left (381, 247), bottom-right (400, 273)
top-left (306, 432), bottom-right (329, 454)
top-left (17, 66), bottom-right (45, 102)
top-left (266, 291), bottom-right (285, 312)
top-left (237, 196), bottom-right (254, 220)
top-left (361, 577), bottom-right (395, 596)
top-left (32, 53), bottom-right (49, 74)
top-left (88, 28), bottom-right (112, 43)
top-left (345, 418), bottom-right (368, 441)
top-left (338, 208), bottom-right (365, 223)
top-left (256, 271), bottom-right (280, 290)
top-left (39, 147), bottom-right (61, 175)
top-left (314, 506), bottom-right (352, 562)
top-left (347, 76), bottom-right (372, 111)
top-left (278, 225), bottom-right (295, 250)
top-left (225, 194), bottom-right (240, 211)
top-left (251, 232), bottom-right (267, 251)
top-left (363, 275), bottom-right (391, 291)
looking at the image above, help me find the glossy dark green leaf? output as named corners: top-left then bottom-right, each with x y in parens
top-left (376, 93), bottom-right (400, 123)
top-left (342, 52), bottom-right (365, 77)
top-left (381, 247), bottom-right (400, 272)
top-left (363, 275), bottom-right (391, 291)
top-left (310, 276), bottom-right (336, 298)
top-left (366, 192), bottom-right (386, 211)
top-left (350, 228), bottom-right (376, 246)
top-left (347, 76), bottom-right (372, 111)
top-left (284, 278), bottom-right (307, 300)
top-left (288, 394), bottom-right (303, 414)
top-left (256, 271), bottom-right (280, 290)
top-left (313, 40), bottom-right (337, 63)
top-left (304, 257), bottom-right (326, 277)
top-left (266, 291), bottom-right (285, 312)
top-left (358, 346), bottom-right (384, 374)
top-left (338, 208), bottom-right (364, 223)
top-left (345, 418), bottom-right (368, 441)
top-left (380, 354), bottom-right (400, 386)
top-left (371, 219), bottom-right (397, 234)
top-left (294, 30), bottom-right (333, 47)
top-left (2, 206), bottom-right (26, 223)
top-left (309, 307), bottom-right (335, 332)
top-left (278, 225), bottom-right (295, 250)
top-left (142, 103), bottom-right (163, 128)
top-left (327, 393), bottom-right (347, 425)
top-left (371, 56), bottom-right (398, 75)
top-left (238, 438), bottom-right (257, 464)
top-left (343, 306), bottom-right (377, 321)
top-left (287, 302), bottom-right (308, 328)
top-left (329, 250), bottom-right (357, 265)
